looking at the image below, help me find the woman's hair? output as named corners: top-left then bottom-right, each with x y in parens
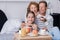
top-left (26, 11), bottom-right (35, 18)
top-left (27, 2), bottom-right (39, 12)
top-left (39, 1), bottom-right (47, 7)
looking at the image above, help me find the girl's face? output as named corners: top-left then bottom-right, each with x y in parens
top-left (27, 13), bottom-right (35, 24)
top-left (30, 4), bottom-right (38, 14)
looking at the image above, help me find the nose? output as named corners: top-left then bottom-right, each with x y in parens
top-left (32, 8), bottom-right (35, 11)
top-left (40, 7), bottom-right (42, 10)
top-left (29, 18), bottom-right (32, 21)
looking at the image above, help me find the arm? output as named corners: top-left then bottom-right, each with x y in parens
top-left (45, 15), bottom-right (53, 30)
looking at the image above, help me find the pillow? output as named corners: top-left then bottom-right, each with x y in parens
top-left (1, 19), bottom-right (21, 34)
top-left (0, 10), bottom-right (7, 32)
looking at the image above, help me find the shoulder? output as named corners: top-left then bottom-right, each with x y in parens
top-left (46, 14), bottom-right (53, 19)
top-left (36, 13), bottom-right (41, 18)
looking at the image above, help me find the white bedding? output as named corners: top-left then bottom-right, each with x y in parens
top-left (1, 19), bottom-right (21, 34)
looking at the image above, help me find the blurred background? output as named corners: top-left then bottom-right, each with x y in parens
top-left (0, 0), bottom-right (60, 31)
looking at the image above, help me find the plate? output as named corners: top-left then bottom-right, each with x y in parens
top-left (27, 33), bottom-right (38, 37)
top-left (38, 32), bottom-right (49, 36)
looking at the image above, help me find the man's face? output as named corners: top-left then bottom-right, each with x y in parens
top-left (39, 3), bottom-right (47, 14)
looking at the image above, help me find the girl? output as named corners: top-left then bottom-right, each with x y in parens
top-left (27, 2), bottom-right (39, 16)
top-left (21, 11), bottom-right (38, 35)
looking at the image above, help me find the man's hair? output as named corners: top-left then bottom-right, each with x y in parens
top-left (39, 1), bottom-right (47, 7)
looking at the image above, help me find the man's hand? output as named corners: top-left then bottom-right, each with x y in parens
top-left (42, 27), bottom-right (48, 31)
top-left (40, 17), bottom-right (47, 22)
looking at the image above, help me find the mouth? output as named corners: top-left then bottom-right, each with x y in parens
top-left (28, 20), bottom-right (32, 23)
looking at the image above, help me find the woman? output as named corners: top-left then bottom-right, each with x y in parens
top-left (27, 1), bottom-right (39, 16)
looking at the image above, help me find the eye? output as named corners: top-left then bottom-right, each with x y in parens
top-left (32, 16), bottom-right (34, 18)
top-left (32, 17), bottom-right (34, 18)
top-left (28, 16), bottom-right (30, 18)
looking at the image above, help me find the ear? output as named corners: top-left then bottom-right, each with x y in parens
top-left (46, 7), bottom-right (47, 10)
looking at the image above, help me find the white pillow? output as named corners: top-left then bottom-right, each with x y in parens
top-left (1, 19), bottom-right (21, 34)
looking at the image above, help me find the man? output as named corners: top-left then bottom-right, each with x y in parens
top-left (35, 1), bottom-right (60, 40)
top-left (35, 1), bottom-right (53, 30)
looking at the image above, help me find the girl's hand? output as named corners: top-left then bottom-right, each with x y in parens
top-left (32, 24), bottom-right (38, 30)
top-left (21, 22), bottom-right (26, 28)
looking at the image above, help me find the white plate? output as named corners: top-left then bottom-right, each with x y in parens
top-left (27, 33), bottom-right (38, 36)
top-left (38, 32), bottom-right (49, 36)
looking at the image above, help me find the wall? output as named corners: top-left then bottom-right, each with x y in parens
top-left (0, 1), bottom-right (29, 20)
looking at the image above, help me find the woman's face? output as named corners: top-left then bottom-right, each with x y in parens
top-left (30, 4), bottom-right (38, 14)
top-left (39, 3), bottom-right (47, 14)
top-left (27, 13), bottom-right (35, 24)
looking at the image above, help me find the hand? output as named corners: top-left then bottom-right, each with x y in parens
top-left (42, 27), bottom-right (48, 31)
top-left (40, 17), bottom-right (47, 22)
top-left (32, 24), bottom-right (38, 30)
top-left (21, 22), bottom-right (26, 28)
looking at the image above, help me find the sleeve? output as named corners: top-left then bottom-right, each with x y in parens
top-left (45, 15), bottom-right (53, 30)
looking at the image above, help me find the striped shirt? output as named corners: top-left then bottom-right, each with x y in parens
top-left (35, 13), bottom-right (53, 31)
